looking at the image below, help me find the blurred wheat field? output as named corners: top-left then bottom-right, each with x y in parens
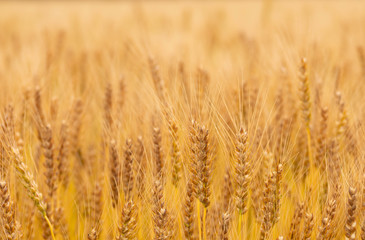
top-left (1, 1), bottom-right (365, 239)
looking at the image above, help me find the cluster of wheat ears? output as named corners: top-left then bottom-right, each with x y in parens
top-left (1, 2), bottom-right (365, 240)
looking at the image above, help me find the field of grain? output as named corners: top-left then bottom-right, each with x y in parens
top-left (1, 1), bottom-right (365, 239)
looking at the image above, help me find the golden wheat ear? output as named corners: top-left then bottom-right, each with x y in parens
top-left (11, 147), bottom-right (56, 240)
top-left (40, 124), bottom-right (56, 201)
top-left (0, 180), bottom-right (23, 240)
top-left (316, 106), bottom-right (328, 170)
top-left (109, 139), bottom-right (121, 208)
top-left (87, 228), bottom-right (98, 240)
top-left (152, 127), bottom-right (165, 184)
top-left (345, 187), bottom-right (357, 240)
top-left (167, 116), bottom-right (182, 188)
top-left (152, 178), bottom-right (174, 240)
top-left (303, 212), bottom-right (314, 240)
top-left (57, 121), bottom-right (70, 187)
top-left (135, 136), bottom-right (146, 199)
top-left (234, 126), bottom-right (250, 215)
top-left (122, 138), bottom-right (134, 201)
top-left (116, 199), bottom-right (138, 240)
top-left (183, 178), bottom-right (196, 240)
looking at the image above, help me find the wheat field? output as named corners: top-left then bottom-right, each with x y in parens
top-left (0, 1), bottom-right (365, 239)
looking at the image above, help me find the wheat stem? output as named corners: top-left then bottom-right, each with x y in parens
top-left (44, 215), bottom-right (56, 240)
top-left (203, 207), bottom-right (207, 240)
top-left (197, 199), bottom-right (202, 240)
top-left (238, 211), bottom-right (243, 239)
